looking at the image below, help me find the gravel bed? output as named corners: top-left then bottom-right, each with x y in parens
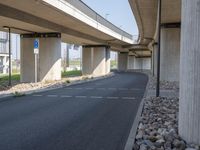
top-left (0, 76), bottom-right (89, 95)
top-left (133, 71), bottom-right (199, 150)
top-left (148, 76), bottom-right (179, 91)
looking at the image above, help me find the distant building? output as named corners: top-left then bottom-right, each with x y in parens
top-left (0, 31), bottom-right (9, 74)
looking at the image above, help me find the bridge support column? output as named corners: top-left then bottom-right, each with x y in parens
top-left (179, 0), bottom-right (200, 145)
top-left (128, 55), bottom-right (135, 70)
top-left (134, 58), bottom-right (142, 70)
top-left (20, 33), bottom-right (61, 82)
top-left (118, 52), bottom-right (128, 71)
top-left (160, 28), bottom-right (180, 81)
top-left (105, 49), bottom-right (111, 74)
top-left (133, 57), bottom-right (151, 70)
top-left (82, 45), bottom-right (110, 76)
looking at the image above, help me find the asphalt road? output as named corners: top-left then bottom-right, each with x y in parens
top-left (0, 72), bottom-right (148, 150)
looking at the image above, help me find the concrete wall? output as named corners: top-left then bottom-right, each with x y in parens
top-left (128, 55), bottom-right (134, 70)
top-left (21, 37), bottom-right (61, 82)
top-left (118, 52), bottom-right (128, 71)
top-left (160, 28), bottom-right (180, 82)
top-left (82, 46), bottom-right (110, 76)
top-left (179, 0), bottom-right (200, 145)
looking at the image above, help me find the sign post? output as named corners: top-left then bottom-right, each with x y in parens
top-left (34, 39), bottom-right (39, 83)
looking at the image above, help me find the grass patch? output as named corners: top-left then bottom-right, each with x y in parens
top-left (0, 74), bottom-right (20, 82)
top-left (62, 70), bottom-right (82, 78)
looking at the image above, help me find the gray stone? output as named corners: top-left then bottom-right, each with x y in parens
top-left (173, 139), bottom-right (186, 149)
top-left (144, 140), bottom-right (154, 147)
top-left (136, 130), bottom-right (144, 140)
top-left (139, 144), bottom-right (148, 150)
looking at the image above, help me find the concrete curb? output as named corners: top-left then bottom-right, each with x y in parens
top-left (124, 73), bottom-right (150, 150)
top-left (0, 73), bottom-right (115, 100)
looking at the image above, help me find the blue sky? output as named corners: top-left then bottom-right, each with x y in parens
top-left (81, 0), bottom-right (138, 36)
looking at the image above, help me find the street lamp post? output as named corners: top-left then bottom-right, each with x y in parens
top-left (156, 0), bottom-right (162, 97)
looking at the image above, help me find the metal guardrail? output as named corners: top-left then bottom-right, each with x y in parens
top-left (64, 0), bottom-right (133, 40)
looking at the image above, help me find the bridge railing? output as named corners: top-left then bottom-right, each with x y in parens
top-left (64, 0), bottom-right (133, 40)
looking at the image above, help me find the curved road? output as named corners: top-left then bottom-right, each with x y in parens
top-left (0, 72), bottom-right (148, 150)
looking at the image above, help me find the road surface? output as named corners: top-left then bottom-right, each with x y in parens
top-left (0, 72), bottom-right (148, 150)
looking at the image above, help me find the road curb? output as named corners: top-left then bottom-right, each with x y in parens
top-left (0, 73), bottom-right (115, 100)
top-left (124, 73), bottom-right (150, 150)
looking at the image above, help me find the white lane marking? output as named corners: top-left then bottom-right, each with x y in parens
top-left (74, 88), bottom-right (83, 90)
top-left (97, 88), bottom-right (106, 90)
top-left (47, 95), bottom-right (58, 97)
top-left (61, 95), bottom-right (72, 98)
top-left (122, 97), bottom-right (135, 100)
top-left (108, 88), bottom-right (116, 90)
top-left (33, 95), bottom-right (43, 97)
top-left (75, 96), bottom-right (87, 98)
top-left (129, 88), bottom-right (141, 91)
top-left (85, 88), bottom-right (93, 90)
top-left (90, 96), bottom-right (103, 99)
top-left (118, 88), bottom-right (128, 90)
top-left (106, 97), bottom-right (119, 99)
top-left (65, 88), bottom-right (73, 90)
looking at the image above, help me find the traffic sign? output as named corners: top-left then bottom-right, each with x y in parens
top-left (34, 39), bottom-right (39, 54)
top-left (34, 39), bottom-right (39, 49)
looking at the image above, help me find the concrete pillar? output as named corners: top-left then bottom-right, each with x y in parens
top-left (142, 58), bottom-right (151, 70)
top-left (20, 34), bottom-right (61, 82)
top-left (82, 46), bottom-right (110, 76)
top-left (133, 57), bottom-right (151, 70)
top-left (134, 58), bottom-right (143, 70)
top-left (179, 0), bottom-right (200, 145)
top-left (105, 48), bottom-right (111, 74)
top-left (82, 47), bottom-right (93, 75)
top-left (118, 52), bottom-right (128, 71)
top-left (128, 55), bottom-right (135, 70)
top-left (160, 28), bottom-right (180, 82)
top-left (153, 44), bottom-right (158, 76)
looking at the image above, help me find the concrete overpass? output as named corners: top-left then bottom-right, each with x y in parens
top-left (0, 0), bottom-right (136, 82)
top-left (129, 0), bottom-right (200, 145)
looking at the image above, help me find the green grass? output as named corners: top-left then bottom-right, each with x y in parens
top-left (0, 74), bottom-right (20, 82)
top-left (111, 60), bottom-right (117, 69)
top-left (69, 60), bottom-right (80, 66)
top-left (62, 70), bottom-right (82, 78)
